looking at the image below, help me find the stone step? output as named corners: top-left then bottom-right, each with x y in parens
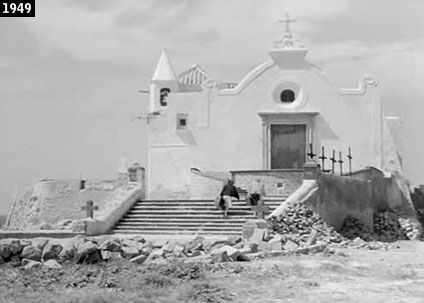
top-left (120, 217), bottom-right (254, 222)
top-left (113, 225), bottom-right (245, 232)
top-left (126, 210), bottom-right (255, 216)
top-left (112, 196), bottom-right (284, 235)
top-left (131, 205), bottom-right (257, 210)
top-left (114, 231), bottom-right (242, 236)
top-left (115, 221), bottom-right (246, 227)
top-left (132, 204), bottom-right (281, 210)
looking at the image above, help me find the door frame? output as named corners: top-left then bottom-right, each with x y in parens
top-left (258, 112), bottom-right (317, 170)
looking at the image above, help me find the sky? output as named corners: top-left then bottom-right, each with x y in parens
top-left (0, 0), bottom-right (423, 214)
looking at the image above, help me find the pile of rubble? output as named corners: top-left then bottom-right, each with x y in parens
top-left (269, 204), bottom-right (344, 245)
top-left (373, 211), bottom-right (412, 241)
top-left (0, 235), bottom-right (278, 270)
top-left (339, 216), bottom-right (372, 240)
top-left (270, 203), bottom-right (419, 245)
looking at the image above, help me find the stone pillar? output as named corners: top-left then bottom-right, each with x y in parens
top-left (303, 162), bottom-right (320, 180)
top-left (127, 163), bottom-right (146, 198)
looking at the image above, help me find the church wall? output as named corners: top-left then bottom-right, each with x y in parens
top-left (148, 64), bottom-right (385, 199)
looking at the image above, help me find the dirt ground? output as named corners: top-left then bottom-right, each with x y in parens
top-left (2, 240), bottom-right (424, 303)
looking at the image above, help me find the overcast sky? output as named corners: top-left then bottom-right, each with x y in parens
top-left (0, 0), bottom-right (423, 214)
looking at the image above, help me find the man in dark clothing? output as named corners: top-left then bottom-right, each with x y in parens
top-left (220, 179), bottom-right (240, 218)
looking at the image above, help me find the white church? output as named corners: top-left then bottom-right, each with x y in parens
top-left (146, 18), bottom-right (402, 200)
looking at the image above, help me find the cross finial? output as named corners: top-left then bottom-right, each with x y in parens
top-left (279, 12), bottom-right (296, 33)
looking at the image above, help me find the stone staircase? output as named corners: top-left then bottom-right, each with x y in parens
top-left (112, 197), bottom-right (285, 235)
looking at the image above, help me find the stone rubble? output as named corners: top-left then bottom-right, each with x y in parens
top-left (0, 204), bottom-right (420, 269)
top-left (269, 203), bottom-right (419, 250)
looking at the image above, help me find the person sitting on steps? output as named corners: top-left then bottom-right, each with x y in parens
top-left (219, 178), bottom-right (240, 218)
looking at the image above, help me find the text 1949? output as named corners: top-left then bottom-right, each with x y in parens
top-left (0, 0), bottom-right (35, 17)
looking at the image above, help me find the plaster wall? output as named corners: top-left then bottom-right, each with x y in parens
top-left (148, 62), bottom-right (385, 199)
top-left (7, 179), bottom-right (143, 230)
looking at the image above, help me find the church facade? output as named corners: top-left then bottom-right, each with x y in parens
top-left (146, 25), bottom-right (402, 199)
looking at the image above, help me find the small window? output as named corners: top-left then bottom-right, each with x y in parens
top-left (280, 89), bottom-right (295, 103)
top-left (79, 180), bottom-right (86, 190)
top-left (177, 113), bottom-right (188, 130)
top-left (160, 88), bottom-right (171, 106)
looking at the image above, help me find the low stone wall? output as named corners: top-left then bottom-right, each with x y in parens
top-left (86, 187), bottom-right (143, 236)
top-left (190, 170), bottom-right (228, 199)
top-left (270, 163), bottom-right (421, 237)
top-left (7, 179), bottom-right (145, 232)
top-left (231, 170), bottom-right (303, 197)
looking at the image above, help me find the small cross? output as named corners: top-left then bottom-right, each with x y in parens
top-left (81, 200), bottom-right (98, 218)
top-left (347, 147), bottom-right (353, 176)
top-left (254, 200), bottom-right (269, 220)
top-left (279, 12), bottom-right (296, 33)
top-left (338, 151), bottom-right (344, 176)
top-left (330, 150), bottom-right (337, 174)
top-left (307, 143), bottom-right (316, 160)
top-left (319, 146), bottom-right (327, 171)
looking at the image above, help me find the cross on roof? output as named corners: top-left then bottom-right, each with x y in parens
top-left (279, 12), bottom-right (296, 33)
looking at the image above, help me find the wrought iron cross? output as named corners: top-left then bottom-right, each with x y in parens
top-left (319, 146), bottom-right (327, 171)
top-left (307, 143), bottom-right (316, 160)
top-left (255, 200), bottom-right (270, 220)
top-left (81, 200), bottom-right (98, 218)
top-left (347, 147), bottom-right (353, 177)
top-left (338, 151), bottom-right (344, 176)
top-left (279, 12), bottom-right (296, 33)
top-left (330, 150), bottom-right (337, 174)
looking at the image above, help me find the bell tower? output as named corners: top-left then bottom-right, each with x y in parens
top-left (149, 49), bottom-right (179, 112)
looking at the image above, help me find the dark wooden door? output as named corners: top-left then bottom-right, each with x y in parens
top-left (270, 124), bottom-right (306, 169)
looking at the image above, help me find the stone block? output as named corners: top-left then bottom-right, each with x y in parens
top-left (121, 246), bottom-right (140, 258)
top-left (21, 246), bottom-right (42, 262)
top-left (43, 259), bottom-right (62, 269)
top-left (305, 229), bottom-right (319, 247)
top-left (269, 241), bottom-right (282, 251)
top-left (284, 239), bottom-right (299, 251)
top-left (99, 238), bottom-right (121, 252)
top-left (101, 251), bottom-right (123, 261)
top-left (250, 228), bottom-right (267, 244)
top-left (22, 259), bottom-right (42, 270)
top-left (42, 243), bottom-right (63, 261)
top-left (258, 241), bottom-right (271, 252)
top-left (242, 220), bottom-right (268, 240)
top-left (130, 254), bottom-right (148, 264)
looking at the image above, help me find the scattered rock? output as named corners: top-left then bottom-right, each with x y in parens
top-left (284, 239), bottom-right (299, 251)
top-left (349, 237), bottom-right (367, 248)
top-left (98, 237), bottom-right (121, 252)
top-left (211, 245), bottom-right (240, 261)
top-left (20, 246), bottom-right (42, 261)
top-left (31, 238), bottom-right (49, 251)
top-left (42, 242), bottom-right (63, 261)
top-left (39, 222), bottom-right (52, 230)
top-left (121, 245), bottom-right (140, 258)
top-left (22, 259), bottom-right (42, 270)
top-left (75, 241), bottom-right (100, 264)
top-left (130, 254), bottom-right (148, 264)
top-left (43, 259), bottom-right (62, 269)
top-left (242, 219), bottom-right (268, 240)
top-left (0, 240), bottom-right (12, 259)
top-left (101, 251), bottom-right (123, 261)
top-left (59, 241), bottom-right (76, 262)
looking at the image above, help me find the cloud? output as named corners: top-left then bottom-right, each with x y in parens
top-left (306, 0), bottom-right (424, 45)
top-left (64, 0), bottom-right (117, 12)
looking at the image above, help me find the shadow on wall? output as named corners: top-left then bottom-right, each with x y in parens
top-left (0, 214), bottom-right (6, 227)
